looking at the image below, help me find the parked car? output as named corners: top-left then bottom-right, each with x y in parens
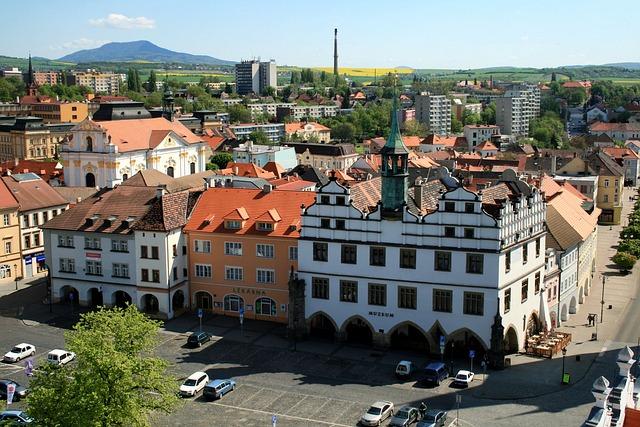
top-left (187, 331), bottom-right (211, 348)
top-left (417, 409), bottom-right (448, 427)
top-left (395, 360), bottom-right (415, 379)
top-left (0, 410), bottom-right (34, 424)
top-left (46, 349), bottom-right (75, 366)
top-left (179, 371), bottom-right (209, 397)
top-left (360, 401), bottom-right (394, 426)
top-left (389, 406), bottom-right (420, 427)
top-left (0, 380), bottom-right (28, 401)
top-left (421, 362), bottom-right (449, 386)
top-left (3, 344), bottom-right (35, 363)
top-left (453, 370), bottom-right (474, 387)
top-left (203, 379), bottom-right (236, 400)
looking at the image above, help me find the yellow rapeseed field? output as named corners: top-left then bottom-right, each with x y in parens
top-left (313, 67), bottom-right (414, 76)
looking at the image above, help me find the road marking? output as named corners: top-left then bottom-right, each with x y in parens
top-left (449, 418), bottom-right (475, 427)
top-left (284, 394), bottom-right (310, 415)
top-left (210, 401), bottom-right (353, 427)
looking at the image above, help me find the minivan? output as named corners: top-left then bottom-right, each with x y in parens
top-left (422, 362), bottom-right (448, 386)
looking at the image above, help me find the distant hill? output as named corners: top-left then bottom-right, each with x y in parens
top-left (605, 62), bottom-right (640, 70)
top-left (57, 40), bottom-right (234, 66)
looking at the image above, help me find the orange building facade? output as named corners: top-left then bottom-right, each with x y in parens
top-left (185, 187), bottom-right (315, 324)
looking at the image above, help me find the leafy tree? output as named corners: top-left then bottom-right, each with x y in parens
top-left (480, 102), bottom-right (496, 125)
top-left (224, 83), bottom-right (233, 94)
top-left (451, 114), bottom-right (463, 133)
top-left (0, 77), bottom-right (25, 102)
top-left (226, 104), bottom-right (252, 123)
top-left (617, 240), bottom-right (640, 258)
top-left (551, 72), bottom-right (557, 82)
top-left (134, 69), bottom-right (142, 93)
top-left (561, 86), bottom-right (587, 106)
top-left (612, 252), bottom-right (637, 272)
top-left (341, 87), bottom-right (351, 109)
top-left (26, 305), bottom-right (179, 427)
top-left (541, 94), bottom-right (561, 115)
top-left (529, 112), bottom-right (568, 148)
top-left (127, 68), bottom-right (136, 91)
top-left (210, 152), bottom-right (233, 169)
top-left (248, 130), bottom-right (270, 145)
top-left (261, 85), bottom-right (276, 97)
top-left (147, 70), bottom-right (157, 92)
top-left (461, 109), bottom-right (481, 126)
top-left (281, 85), bottom-right (293, 102)
top-left (143, 91), bottom-right (163, 108)
top-left (320, 70), bottom-right (327, 82)
top-left (290, 71), bottom-right (301, 84)
top-left (402, 119), bottom-right (429, 137)
top-left (331, 122), bottom-right (355, 143)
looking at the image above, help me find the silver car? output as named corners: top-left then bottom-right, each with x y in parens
top-left (389, 406), bottom-right (420, 427)
top-left (360, 401), bottom-right (394, 426)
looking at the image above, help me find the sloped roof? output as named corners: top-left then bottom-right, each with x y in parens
top-left (2, 174), bottom-right (68, 212)
top-left (0, 178), bottom-right (18, 210)
top-left (588, 151), bottom-right (624, 177)
top-left (223, 162), bottom-right (277, 179)
top-left (284, 121), bottom-right (331, 133)
top-left (477, 140), bottom-right (498, 150)
top-left (421, 135), bottom-right (459, 147)
top-left (185, 188), bottom-right (315, 238)
top-left (54, 187), bottom-right (100, 205)
top-left (589, 121), bottom-right (640, 132)
top-left (73, 117), bottom-right (203, 153)
top-left (546, 191), bottom-right (600, 250)
top-left (121, 169), bottom-right (174, 188)
top-left (263, 162), bottom-right (286, 179)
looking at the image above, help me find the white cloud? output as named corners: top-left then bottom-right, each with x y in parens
top-left (89, 13), bottom-right (155, 29)
top-left (50, 38), bottom-right (110, 51)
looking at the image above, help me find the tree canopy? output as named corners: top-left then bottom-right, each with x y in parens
top-left (26, 305), bottom-right (179, 427)
top-left (226, 104), bottom-right (252, 123)
top-left (529, 112), bottom-right (568, 149)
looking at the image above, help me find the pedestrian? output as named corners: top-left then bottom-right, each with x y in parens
top-left (587, 314), bottom-right (591, 326)
top-left (419, 401), bottom-right (427, 417)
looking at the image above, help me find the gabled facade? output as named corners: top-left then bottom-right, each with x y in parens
top-left (61, 117), bottom-right (207, 188)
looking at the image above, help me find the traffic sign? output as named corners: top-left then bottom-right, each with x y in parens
top-left (197, 308), bottom-right (203, 318)
top-left (439, 336), bottom-right (445, 345)
top-left (469, 350), bottom-right (476, 359)
top-left (272, 414), bottom-right (277, 426)
top-left (239, 307), bottom-right (245, 315)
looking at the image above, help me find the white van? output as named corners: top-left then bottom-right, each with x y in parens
top-left (47, 349), bottom-right (75, 366)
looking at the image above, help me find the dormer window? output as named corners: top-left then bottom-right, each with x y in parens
top-left (225, 220), bottom-right (242, 230)
top-left (257, 222), bottom-right (274, 231)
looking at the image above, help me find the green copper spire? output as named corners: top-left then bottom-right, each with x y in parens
top-left (380, 87), bottom-right (409, 216)
top-left (381, 93), bottom-right (409, 155)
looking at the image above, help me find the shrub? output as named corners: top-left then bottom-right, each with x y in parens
top-left (612, 252), bottom-right (637, 272)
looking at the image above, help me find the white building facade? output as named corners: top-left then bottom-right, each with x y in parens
top-left (62, 118), bottom-right (208, 188)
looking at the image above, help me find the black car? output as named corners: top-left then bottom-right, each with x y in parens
top-left (187, 331), bottom-right (211, 347)
top-left (0, 380), bottom-right (28, 401)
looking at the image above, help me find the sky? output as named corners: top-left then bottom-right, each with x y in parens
top-left (1, 0), bottom-right (638, 69)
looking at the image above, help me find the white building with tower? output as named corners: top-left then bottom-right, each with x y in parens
top-left (297, 98), bottom-right (548, 361)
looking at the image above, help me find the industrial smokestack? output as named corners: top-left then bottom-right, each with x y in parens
top-left (333, 28), bottom-right (338, 76)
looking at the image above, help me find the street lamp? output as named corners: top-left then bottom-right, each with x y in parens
top-left (561, 347), bottom-right (567, 384)
top-left (13, 264), bottom-right (17, 290)
top-left (600, 275), bottom-right (606, 323)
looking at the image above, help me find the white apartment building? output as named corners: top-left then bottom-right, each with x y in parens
top-left (463, 125), bottom-right (500, 150)
top-left (229, 123), bottom-right (285, 142)
top-left (61, 117), bottom-right (208, 188)
top-left (496, 96), bottom-right (529, 137)
top-left (235, 60), bottom-right (277, 95)
top-left (2, 173), bottom-right (68, 278)
top-left (298, 107), bottom-right (547, 357)
top-left (231, 141), bottom-right (297, 170)
top-left (246, 103), bottom-right (338, 121)
top-left (42, 182), bottom-right (197, 319)
top-left (67, 71), bottom-right (121, 95)
top-left (414, 93), bottom-right (452, 135)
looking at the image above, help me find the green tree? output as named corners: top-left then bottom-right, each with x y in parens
top-left (402, 120), bottom-right (429, 137)
top-left (529, 112), bottom-right (567, 148)
top-left (461, 109), bottom-right (481, 126)
top-left (281, 85), bottom-right (293, 102)
top-left (147, 70), bottom-right (157, 92)
top-left (341, 87), bottom-right (351, 109)
top-left (210, 152), bottom-right (233, 169)
top-left (226, 104), bottom-right (252, 123)
top-left (612, 252), bottom-right (637, 273)
top-left (127, 68), bottom-right (136, 91)
top-left (480, 102), bottom-right (496, 125)
top-left (617, 240), bottom-right (640, 257)
top-left (261, 85), bottom-right (276, 97)
top-left (0, 77), bottom-right (25, 102)
top-left (451, 114), bottom-right (463, 133)
top-left (541, 94), bottom-right (561, 115)
top-left (224, 83), bottom-right (233, 94)
top-left (134, 69), bottom-right (142, 92)
top-left (248, 130), bottom-right (270, 145)
top-left (331, 122), bottom-right (355, 143)
top-left (26, 305), bottom-right (179, 427)
top-left (290, 71), bottom-right (301, 84)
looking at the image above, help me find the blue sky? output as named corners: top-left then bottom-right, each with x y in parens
top-left (2, 0), bottom-right (638, 68)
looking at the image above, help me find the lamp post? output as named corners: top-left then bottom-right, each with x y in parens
top-left (561, 347), bottom-right (567, 384)
top-left (600, 275), bottom-right (606, 323)
top-left (13, 264), bottom-right (18, 290)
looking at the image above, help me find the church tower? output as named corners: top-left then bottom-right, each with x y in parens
top-left (380, 93), bottom-right (409, 218)
top-left (26, 53), bottom-right (37, 96)
top-left (162, 85), bottom-right (174, 121)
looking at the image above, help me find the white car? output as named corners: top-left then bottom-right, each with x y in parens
top-left (47, 349), bottom-right (75, 366)
top-left (360, 401), bottom-right (394, 426)
top-left (179, 371), bottom-right (209, 397)
top-left (453, 370), bottom-right (474, 387)
top-left (3, 344), bottom-right (35, 363)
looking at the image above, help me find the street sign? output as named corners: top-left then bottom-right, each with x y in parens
top-left (469, 350), bottom-right (476, 359)
top-left (197, 308), bottom-right (203, 318)
top-left (439, 336), bottom-right (445, 345)
top-left (6, 383), bottom-right (15, 404)
top-left (456, 394), bottom-right (461, 404)
top-left (239, 313), bottom-right (244, 324)
top-left (239, 307), bottom-right (245, 316)
top-left (272, 414), bottom-right (277, 427)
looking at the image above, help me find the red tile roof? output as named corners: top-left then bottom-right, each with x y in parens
top-left (263, 162), bottom-right (285, 179)
top-left (2, 174), bottom-right (68, 212)
top-left (73, 118), bottom-right (203, 153)
top-left (0, 160), bottom-right (63, 184)
top-left (602, 146), bottom-right (640, 159)
top-left (589, 122), bottom-right (640, 132)
top-left (222, 162), bottom-right (277, 179)
top-left (477, 140), bottom-right (498, 150)
top-left (421, 135), bottom-right (459, 146)
top-left (185, 188), bottom-right (315, 238)
top-left (0, 177), bottom-right (18, 210)
top-left (284, 122), bottom-right (330, 133)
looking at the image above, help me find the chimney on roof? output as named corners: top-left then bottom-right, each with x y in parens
top-left (156, 184), bottom-right (167, 199)
top-left (414, 179), bottom-right (424, 212)
top-left (233, 166), bottom-right (239, 175)
top-left (262, 184), bottom-right (273, 194)
top-left (76, 197), bottom-right (82, 204)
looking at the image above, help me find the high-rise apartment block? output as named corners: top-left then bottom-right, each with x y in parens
top-left (65, 71), bottom-right (121, 95)
top-left (496, 84), bottom-right (541, 138)
top-left (235, 60), bottom-right (277, 95)
top-left (414, 93), bottom-right (452, 135)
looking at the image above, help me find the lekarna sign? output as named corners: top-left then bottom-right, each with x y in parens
top-left (6, 383), bottom-right (15, 404)
top-left (469, 350), bottom-right (476, 359)
top-left (197, 308), bottom-right (203, 318)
